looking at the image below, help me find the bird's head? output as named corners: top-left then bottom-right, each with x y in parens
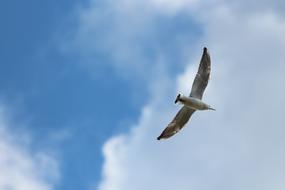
top-left (174, 93), bottom-right (181, 104)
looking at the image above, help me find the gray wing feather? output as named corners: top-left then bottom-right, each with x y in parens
top-left (190, 47), bottom-right (211, 99)
top-left (157, 106), bottom-right (195, 140)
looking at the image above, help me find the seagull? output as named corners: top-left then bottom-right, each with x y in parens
top-left (157, 47), bottom-right (215, 140)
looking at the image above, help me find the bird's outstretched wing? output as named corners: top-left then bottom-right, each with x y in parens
top-left (190, 47), bottom-right (211, 99)
top-left (157, 47), bottom-right (211, 140)
top-left (157, 106), bottom-right (195, 140)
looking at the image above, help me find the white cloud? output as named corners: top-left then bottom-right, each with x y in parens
top-left (0, 106), bottom-right (59, 190)
top-left (65, 0), bottom-right (201, 81)
top-left (150, 0), bottom-right (198, 14)
top-left (94, 0), bottom-right (285, 190)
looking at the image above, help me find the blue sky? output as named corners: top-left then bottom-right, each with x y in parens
top-left (1, 0), bottom-right (285, 190)
top-left (0, 0), bottom-right (202, 189)
top-left (0, 0), bottom-right (141, 189)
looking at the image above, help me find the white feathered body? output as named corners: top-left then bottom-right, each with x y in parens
top-left (176, 94), bottom-right (214, 110)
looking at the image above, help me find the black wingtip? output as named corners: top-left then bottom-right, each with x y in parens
top-left (157, 134), bottom-right (163, 140)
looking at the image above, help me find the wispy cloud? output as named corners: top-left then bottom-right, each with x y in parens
top-left (63, 0), bottom-right (202, 82)
top-left (85, 0), bottom-right (285, 190)
top-left (0, 106), bottom-right (59, 190)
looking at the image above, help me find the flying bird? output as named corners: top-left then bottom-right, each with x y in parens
top-left (157, 47), bottom-right (214, 140)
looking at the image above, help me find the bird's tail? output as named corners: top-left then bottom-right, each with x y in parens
top-left (209, 106), bottom-right (216, 111)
